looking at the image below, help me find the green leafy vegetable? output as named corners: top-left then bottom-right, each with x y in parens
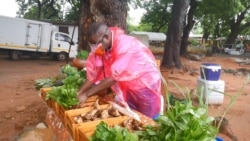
top-left (46, 85), bottom-right (79, 109)
top-left (90, 121), bottom-right (139, 141)
top-left (61, 64), bottom-right (78, 76)
top-left (35, 78), bottom-right (55, 90)
top-left (46, 64), bottom-right (86, 109)
top-left (76, 50), bottom-right (89, 59)
top-left (136, 101), bottom-right (218, 141)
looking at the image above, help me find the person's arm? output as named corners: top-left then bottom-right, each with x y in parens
top-left (86, 77), bottom-right (116, 97)
top-left (77, 77), bottom-right (116, 106)
top-left (77, 79), bottom-right (94, 107)
top-left (77, 79), bottom-right (94, 95)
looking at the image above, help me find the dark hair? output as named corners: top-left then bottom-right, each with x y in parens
top-left (87, 22), bottom-right (107, 37)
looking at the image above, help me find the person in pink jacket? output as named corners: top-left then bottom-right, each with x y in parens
top-left (77, 22), bottom-right (162, 119)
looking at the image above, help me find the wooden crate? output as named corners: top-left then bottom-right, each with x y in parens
top-left (65, 104), bottom-right (110, 140)
top-left (40, 87), bottom-right (52, 101)
top-left (78, 131), bottom-right (93, 141)
top-left (56, 95), bottom-right (100, 126)
top-left (76, 111), bottom-right (156, 141)
top-left (79, 95), bottom-right (99, 108)
top-left (65, 99), bottom-right (157, 141)
top-left (85, 95), bottom-right (99, 103)
top-left (47, 99), bottom-right (58, 112)
top-left (77, 116), bottom-right (129, 141)
top-left (40, 87), bottom-right (58, 112)
top-left (55, 104), bottom-right (67, 125)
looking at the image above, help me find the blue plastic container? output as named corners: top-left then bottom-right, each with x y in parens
top-left (200, 63), bottom-right (221, 81)
top-left (216, 137), bottom-right (224, 141)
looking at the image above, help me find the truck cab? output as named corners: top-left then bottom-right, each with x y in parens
top-left (50, 31), bottom-right (77, 61)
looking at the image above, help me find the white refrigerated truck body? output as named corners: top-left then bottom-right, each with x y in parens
top-left (0, 15), bottom-right (77, 61)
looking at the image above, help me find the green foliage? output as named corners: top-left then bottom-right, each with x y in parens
top-left (196, 0), bottom-right (249, 38)
top-left (198, 0), bottom-right (244, 19)
top-left (92, 77), bottom-right (219, 141)
top-left (136, 100), bottom-right (218, 141)
top-left (189, 40), bottom-right (201, 47)
top-left (76, 50), bottom-right (89, 60)
top-left (140, 0), bottom-right (172, 32)
top-left (90, 75), bottom-right (250, 141)
top-left (35, 78), bottom-right (56, 90)
top-left (128, 23), bottom-right (153, 32)
top-left (64, 0), bottom-right (80, 21)
top-left (46, 64), bottom-right (86, 109)
top-left (16, 0), bottom-right (76, 21)
top-left (92, 98), bottom-right (218, 141)
top-left (46, 85), bottom-right (79, 109)
top-left (90, 121), bottom-right (139, 141)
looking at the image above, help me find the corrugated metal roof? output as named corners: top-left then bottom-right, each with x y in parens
top-left (130, 31), bottom-right (166, 41)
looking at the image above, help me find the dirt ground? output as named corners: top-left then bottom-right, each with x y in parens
top-left (0, 54), bottom-right (249, 141)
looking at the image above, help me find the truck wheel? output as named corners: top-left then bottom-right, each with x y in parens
top-left (10, 51), bottom-right (21, 60)
top-left (57, 52), bottom-right (68, 61)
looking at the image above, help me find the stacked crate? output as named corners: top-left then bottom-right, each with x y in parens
top-left (41, 87), bottom-right (58, 113)
top-left (40, 88), bottom-right (156, 141)
top-left (65, 104), bottom-right (130, 141)
top-left (40, 87), bottom-right (99, 125)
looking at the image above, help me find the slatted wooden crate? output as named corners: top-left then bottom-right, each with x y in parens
top-left (40, 87), bottom-right (52, 101)
top-left (40, 87), bottom-right (58, 112)
top-left (64, 104), bottom-right (108, 139)
top-left (41, 88), bottom-right (156, 141)
top-left (65, 104), bottom-right (129, 141)
top-left (76, 116), bottom-right (129, 141)
top-left (55, 95), bottom-right (100, 126)
top-left (76, 111), bottom-right (157, 141)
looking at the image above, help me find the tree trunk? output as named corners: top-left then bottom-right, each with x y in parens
top-left (78, 0), bottom-right (94, 51)
top-left (225, 19), bottom-right (241, 44)
top-left (162, 0), bottom-right (189, 69)
top-left (225, 10), bottom-right (247, 44)
top-left (180, 0), bottom-right (198, 56)
top-left (37, 0), bottom-right (42, 19)
top-left (78, 0), bottom-right (128, 51)
top-left (226, 29), bottom-right (240, 44)
top-left (214, 22), bottom-right (221, 39)
top-left (202, 29), bottom-right (210, 43)
top-left (94, 0), bottom-right (128, 32)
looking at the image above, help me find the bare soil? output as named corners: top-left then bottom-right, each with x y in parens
top-left (0, 54), bottom-right (249, 141)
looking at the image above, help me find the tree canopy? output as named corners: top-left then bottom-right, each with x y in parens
top-left (15, 0), bottom-right (250, 68)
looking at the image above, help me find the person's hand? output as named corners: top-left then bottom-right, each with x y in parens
top-left (77, 92), bottom-right (88, 108)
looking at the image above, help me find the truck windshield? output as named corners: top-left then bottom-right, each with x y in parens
top-left (55, 33), bottom-right (71, 43)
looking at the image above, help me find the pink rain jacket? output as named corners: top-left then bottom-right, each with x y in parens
top-left (85, 27), bottom-right (161, 118)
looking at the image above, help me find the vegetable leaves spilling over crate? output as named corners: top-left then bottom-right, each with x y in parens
top-left (90, 121), bottom-right (139, 141)
top-left (136, 100), bottom-right (218, 141)
top-left (89, 98), bottom-right (218, 141)
top-left (35, 78), bottom-right (56, 90)
top-left (46, 64), bottom-right (86, 109)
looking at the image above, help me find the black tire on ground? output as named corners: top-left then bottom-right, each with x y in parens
top-left (57, 52), bottom-right (68, 61)
top-left (10, 51), bottom-right (21, 60)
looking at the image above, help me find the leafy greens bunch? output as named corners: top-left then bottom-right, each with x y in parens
top-left (35, 78), bottom-right (56, 90)
top-left (91, 97), bottom-right (218, 141)
top-left (136, 100), bottom-right (218, 141)
top-left (46, 64), bottom-right (86, 109)
top-left (76, 50), bottom-right (89, 60)
top-left (90, 121), bottom-right (138, 141)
